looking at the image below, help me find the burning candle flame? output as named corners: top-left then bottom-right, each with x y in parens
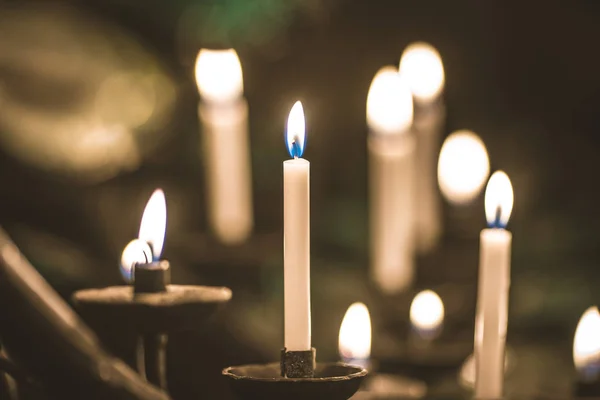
top-left (119, 239), bottom-right (152, 283)
top-left (399, 42), bottom-right (445, 103)
top-left (286, 101), bottom-right (306, 158)
top-left (338, 302), bottom-right (371, 361)
top-left (410, 290), bottom-right (444, 335)
top-left (366, 66), bottom-right (413, 135)
top-left (138, 189), bottom-right (167, 260)
top-left (573, 306), bottom-right (600, 380)
top-left (195, 49), bottom-right (243, 103)
top-left (438, 130), bottom-right (490, 204)
top-left (484, 171), bottom-right (514, 229)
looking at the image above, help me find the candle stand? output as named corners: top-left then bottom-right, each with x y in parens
top-left (223, 359), bottom-right (367, 400)
top-left (73, 262), bottom-right (232, 390)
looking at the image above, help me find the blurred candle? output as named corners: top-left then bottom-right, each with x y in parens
top-left (474, 171), bottom-right (513, 399)
top-left (283, 101), bottom-right (311, 351)
top-left (410, 290), bottom-right (444, 341)
top-left (574, 307), bottom-right (600, 382)
top-left (195, 49), bottom-right (253, 245)
top-left (438, 130), bottom-right (490, 205)
top-left (367, 66), bottom-right (415, 294)
top-left (400, 42), bottom-right (445, 253)
top-left (338, 302), bottom-right (371, 369)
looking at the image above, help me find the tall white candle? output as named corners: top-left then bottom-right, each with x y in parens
top-left (400, 42), bottom-right (445, 254)
top-left (474, 171), bottom-right (514, 399)
top-left (283, 101), bottom-right (311, 351)
top-left (195, 49), bottom-right (253, 245)
top-left (367, 66), bottom-right (415, 294)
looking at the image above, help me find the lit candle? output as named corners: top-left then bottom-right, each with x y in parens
top-left (400, 42), bottom-right (445, 254)
top-left (338, 302), bottom-right (371, 369)
top-left (474, 171), bottom-right (513, 399)
top-left (367, 66), bottom-right (415, 294)
top-left (410, 290), bottom-right (444, 341)
top-left (283, 101), bottom-right (311, 351)
top-left (195, 49), bottom-right (253, 245)
top-left (573, 306), bottom-right (600, 397)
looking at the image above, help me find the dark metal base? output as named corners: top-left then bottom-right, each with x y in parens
top-left (281, 348), bottom-right (316, 378)
top-left (222, 362), bottom-right (367, 400)
top-left (72, 284), bottom-right (232, 333)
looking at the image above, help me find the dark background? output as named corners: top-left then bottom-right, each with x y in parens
top-left (0, 0), bottom-right (599, 398)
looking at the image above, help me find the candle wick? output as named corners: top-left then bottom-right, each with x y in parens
top-left (493, 205), bottom-right (503, 229)
top-left (290, 139), bottom-right (302, 159)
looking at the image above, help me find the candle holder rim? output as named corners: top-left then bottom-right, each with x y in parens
top-left (222, 361), bottom-right (368, 382)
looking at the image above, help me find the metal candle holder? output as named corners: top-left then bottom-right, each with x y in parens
top-left (223, 360), bottom-right (367, 400)
top-left (73, 261), bottom-right (232, 390)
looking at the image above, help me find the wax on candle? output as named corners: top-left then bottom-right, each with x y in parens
top-left (438, 130), bottom-right (490, 205)
top-left (410, 290), bottom-right (444, 340)
top-left (195, 49), bottom-right (253, 245)
top-left (338, 302), bottom-right (371, 368)
top-left (400, 42), bottom-right (445, 253)
top-left (474, 171), bottom-right (513, 399)
top-left (283, 101), bottom-right (311, 351)
top-left (573, 306), bottom-right (600, 382)
top-left (367, 66), bottom-right (416, 294)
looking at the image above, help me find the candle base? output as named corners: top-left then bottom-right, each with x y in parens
top-left (134, 261), bottom-right (170, 294)
top-left (223, 362), bottom-right (367, 400)
top-left (281, 347), bottom-right (316, 378)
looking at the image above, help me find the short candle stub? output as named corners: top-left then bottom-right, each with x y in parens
top-left (134, 261), bottom-right (171, 294)
top-left (280, 348), bottom-right (316, 378)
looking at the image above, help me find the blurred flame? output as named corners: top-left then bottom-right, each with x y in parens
top-left (484, 171), bottom-right (514, 228)
top-left (138, 189), bottom-right (167, 260)
top-left (119, 239), bottom-right (152, 283)
top-left (410, 290), bottom-right (444, 333)
top-left (366, 66), bottom-right (413, 135)
top-left (438, 130), bottom-right (490, 204)
top-left (399, 42), bottom-right (445, 103)
top-left (285, 101), bottom-right (306, 158)
top-left (338, 302), bottom-right (371, 361)
top-left (574, 306), bottom-right (600, 378)
top-left (195, 49), bottom-right (243, 103)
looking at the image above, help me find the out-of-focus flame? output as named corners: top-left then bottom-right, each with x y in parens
top-left (366, 66), bottom-right (413, 135)
top-left (410, 290), bottom-right (444, 335)
top-left (399, 42), bottom-right (445, 103)
top-left (285, 101), bottom-right (306, 158)
top-left (119, 239), bottom-right (152, 283)
top-left (138, 189), bottom-right (167, 260)
top-left (484, 171), bottom-right (514, 229)
top-left (438, 130), bottom-right (490, 204)
top-left (574, 306), bottom-right (600, 380)
top-left (338, 303), bottom-right (371, 361)
top-left (195, 49), bottom-right (243, 103)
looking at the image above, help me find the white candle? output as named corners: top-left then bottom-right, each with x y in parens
top-left (367, 66), bottom-right (415, 294)
top-left (400, 42), bottom-right (445, 254)
top-left (474, 171), bottom-right (514, 399)
top-left (283, 101), bottom-right (311, 351)
top-left (195, 49), bottom-right (253, 245)
top-left (573, 306), bottom-right (600, 382)
top-left (338, 302), bottom-right (371, 369)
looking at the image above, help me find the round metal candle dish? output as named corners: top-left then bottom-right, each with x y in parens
top-left (73, 285), bottom-right (232, 333)
top-left (222, 362), bottom-right (367, 400)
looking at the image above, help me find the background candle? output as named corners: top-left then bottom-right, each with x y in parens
top-left (338, 302), bottom-right (371, 369)
top-left (283, 101), bottom-right (310, 351)
top-left (474, 171), bottom-right (514, 399)
top-left (573, 307), bottom-right (600, 383)
top-left (410, 289), bottom-right (444, 341)
top-left (400, 42), bottom-right (445, 254)
top-left (367, 66), bottom-right (415, 294)
top-left (195, 49), bottom-right (253, 245)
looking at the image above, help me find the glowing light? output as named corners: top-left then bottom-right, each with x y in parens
top-left (366, 66), bottom-right (413, 135)
top-left (484, 171), bottom-right (514, 228)
top-left (573, 306), bottom-right (600, 380)
top-left (410, 290), bottom-right (444, 334)
top-left (138, 189), bottom-right (167, 260)
top-left (438, 130), bottom-right (490, 204)
top-left (195, 49), bottom-right (243, 103)
top-left (399, 42), bottom-right (445, 103)
top-left (338, 303), bottom-right (372, 361)
top-left (285, 101), bottom-right (306, 158)
top-left (119, 239), bottom-right (152, 283)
